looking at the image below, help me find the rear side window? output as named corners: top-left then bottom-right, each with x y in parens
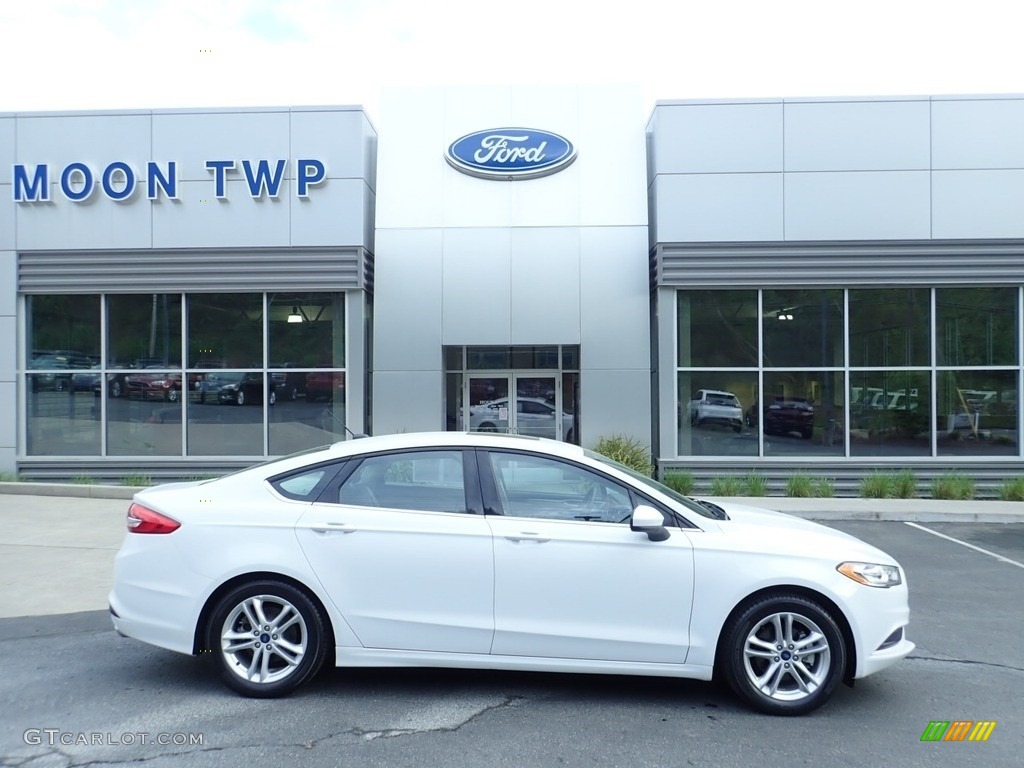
top-left (270, 464), bottom-right (340, 501)
top-left (337, 450), bottom-right (468, 513)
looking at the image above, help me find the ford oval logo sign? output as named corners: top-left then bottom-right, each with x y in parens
top-left (445, 128), bottom-right (577, 180)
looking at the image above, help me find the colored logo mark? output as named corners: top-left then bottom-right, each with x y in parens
top-left (920, 720), bottom-right (997, 742)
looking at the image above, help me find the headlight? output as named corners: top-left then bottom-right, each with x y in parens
top-left (837, 561), bottom-right (902, 588)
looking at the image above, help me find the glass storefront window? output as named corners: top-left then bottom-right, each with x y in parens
top-left (269, 371), bottom-right (347, 455)
top-left (187, 293), bottom-right (263, 368)
top-left (677, 372), bottom-right (758, 456)
top-left (760, 372), bottom-right (845, 457)
top-left (107, 294), bottom-right (182, 368)
top-left (268, 293), bottom-right (345, 368)
top-left (937, 370), bottom-right (1018, 456)
top-left (26, 377), bottom-right (102, 455)
top-left (677, 290), bottom-right (758, 367)
top-left (937, 288), bottom-right (1017, 366)
top-left (849, 371), bottom-right (932, 457)
top-left (762, 289), bottom-right (844, 368)
top-left (849, 289), bottom-right (930, 367)
top-left (27, 295), bottom-right (100, 369)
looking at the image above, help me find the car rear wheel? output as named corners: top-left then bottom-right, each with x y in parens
top-left (167, 388), bottom-right (179, 403)
top-left (207, 581), bottom-right (328, 698)
top-left (235, 390), bottom-right (245, 406)
top-left (721, 593), bottom-right (846, 716)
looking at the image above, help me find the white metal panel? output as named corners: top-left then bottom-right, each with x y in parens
top-left (510, 228), bottom-right (581, 344)
top-left (932, 97), bottom-right (1024, 170)
top-left (0, 316), bottom-right (12, 381)
top-left (151, 109), bottom-right (290, 182)
top-left (578, 368), bottom-right (652, 445)
top-left (0, 117), bottom-right (14, 182)
top-left (652, 173), bottom-right (784, 243)
top-left (289, 108), bottom-right (373, 183)
top-left (578, 83), bottom-right (648, 227)
top-left (441, 228), bottom-right (511, 344)
top-left (372, 370), bottom-right (444, 434)
top-left (784, 100), bottom-right (930, 171)
top-left (0, 187), bottom-right (13, 250)
top-left (649, 102), bottom-right (784, 174)
top-left (151, 179), bottom-right (290, 249)
top-left (784, 171), bottom-right (931, 240)
top-left (579, 226), bottom-right (649, 370)
top-left (0, 251), bottom-right (13, 316)
top-left (932, 169), bottom-right (1024, 239)
top-left (14, 113), bottom-right (151, 175)
top-left (375, 88), bottom-right (448, 229)
top-left (372, 228), bottom-right (443, 371)
top-left (290, 178), bottom-right (371, 247)
top-left (15, 191), bottom-right (153, 250)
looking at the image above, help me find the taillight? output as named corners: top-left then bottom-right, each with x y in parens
top-left (126, 503), bottom-right (180, 534)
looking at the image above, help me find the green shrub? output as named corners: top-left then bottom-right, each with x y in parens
top-left (662, 471), bottom-right (695, 495)
top-left (710, 476), bottom-right (743, 496)
top-left (0, 472), bottom-right (21, 482)
top-left (72, 475), bottom-right (97, 485)
top-left (121, 474), bottom-right (152, 488)
top-left (592, 435), bottom-right (652, 476)
top-left (931, 473), bottom-right (975, 500)
top-left (860, 472), bottom-right (892, 499)
top-left (813, 477), bottom-right (836, 498)
top-left (998, 477), bottom-right (1024, 501)
top-left (892, 469), bottom-right (917, 499)
top-left (786, 473), bottom-right (814, 498)
top-left (743, 472), bottom-right (768, 497)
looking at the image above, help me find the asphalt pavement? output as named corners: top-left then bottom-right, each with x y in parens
top-left (2, 481), bottom-right (1023, 620)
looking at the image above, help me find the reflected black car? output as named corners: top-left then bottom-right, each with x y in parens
top-left (216, 373), bottom-right (276, 406)
top-left (745, 398), bottom-right (815, 439)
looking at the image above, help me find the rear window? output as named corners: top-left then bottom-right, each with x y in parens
top-left (707, 393), bottom-right (738, 407)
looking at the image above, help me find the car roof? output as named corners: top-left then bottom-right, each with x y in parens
top-left (251, 431), bottom-right (588, 475)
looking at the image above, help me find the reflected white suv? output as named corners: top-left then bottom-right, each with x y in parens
top-left (688, 389), bottom-right (743, 433)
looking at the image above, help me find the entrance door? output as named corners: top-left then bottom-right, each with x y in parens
top-left (466, 373), bottom-right (561, 440)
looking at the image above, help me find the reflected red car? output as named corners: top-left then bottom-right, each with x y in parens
top-left (305, 372), bottom-right (345, 403)
top-left (745, 398), bottom-right (815, 439)
top-left (125, 372), bottom-right (182, 402)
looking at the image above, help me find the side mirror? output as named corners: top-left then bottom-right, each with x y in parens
top-left (631, 504), bottom-right (669, 542)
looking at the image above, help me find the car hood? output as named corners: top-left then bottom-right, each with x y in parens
top-left (693, 498), bottom-right (897, 564)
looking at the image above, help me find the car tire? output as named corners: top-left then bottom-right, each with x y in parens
top-left (720, 593), bottom-right (846, 716)
top-left (733, 424), bottom-right (742, 434)
top-left (207, 580), bottom-right (329, 698)
top-left (268, 389), bottom-right (276, 406)
top-left (167, 388), bottom-right (179, 403)
top-left (479, 422), bottom-right (497, 433)
top-left (111, 380), bottom-right (122, 398)
top-left (236, 390), bottom-right (245, 406)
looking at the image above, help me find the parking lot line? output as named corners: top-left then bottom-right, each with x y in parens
top-left (904, 522), bottom-right (1024, 569)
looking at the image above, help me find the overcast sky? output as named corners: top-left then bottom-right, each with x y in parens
top-left (3, 0), bottom-right (1023, 119)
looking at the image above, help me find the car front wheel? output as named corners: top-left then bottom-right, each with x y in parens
top-left (207, 580), bottom-right (328, 698)
top-left (721, 593), bottom-right (846, 716)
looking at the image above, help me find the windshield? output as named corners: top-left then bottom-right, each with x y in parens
top-left (585, 450), bottom-right (726, 520)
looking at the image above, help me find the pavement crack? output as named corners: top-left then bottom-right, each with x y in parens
top-left (908, 654), bottom-right (1024, 674)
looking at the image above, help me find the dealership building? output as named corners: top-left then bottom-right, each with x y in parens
top-left (3, 86), bottom-right (1024, 490)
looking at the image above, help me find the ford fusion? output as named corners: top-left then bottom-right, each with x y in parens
top-left (109, 432), bottom-right (913, 715)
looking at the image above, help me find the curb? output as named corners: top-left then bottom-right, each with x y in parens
top-left (0, 482), bottom-right (137, 500)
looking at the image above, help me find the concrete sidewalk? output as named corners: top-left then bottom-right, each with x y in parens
top-left (1, 484), bottom-right (1022, 620)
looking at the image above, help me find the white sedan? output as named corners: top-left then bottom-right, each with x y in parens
top-left (109, 432), bottom-right (913, 715)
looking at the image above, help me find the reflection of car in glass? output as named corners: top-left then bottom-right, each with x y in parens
top-left (469, 397), bottom-right (574, 440)
top-left (111, 431), bottom-right (913, 715)
top-left (215, 373), bottom-right (275, 406)
top-left (29, 351), bottom-right (94, 391)
top-left (688, 389), bottom-right (743, 433)
top-left (271, 364), bottom-right (308, 401)
top-left (126, 372), bottom-right (182, 402)
top-left (305, 372), bottom-right (344, 403)
top-left (746, 398), bottom-right (815, 439)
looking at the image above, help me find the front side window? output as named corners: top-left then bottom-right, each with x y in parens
top-left (338, 451), bottom-right (466, 513)
top-left (487, 452), bottom-right (633, 523)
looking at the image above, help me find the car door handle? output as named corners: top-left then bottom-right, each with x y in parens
top-left (310, 522), bottom-right (357, 534)
top-left (505, 533), bottom-right (550, 543)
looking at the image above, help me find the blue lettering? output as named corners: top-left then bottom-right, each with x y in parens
top-left (13, 164), bottom-right (50, 202)
top-left (296, 158), bottom-right (326, 197)
top-left (60, 163), bottom-right (94, 201)
top-left (146, 161), bottom-right (177, 200)
top-left (101, 162), bottom-right (136, 201)
top-left (242, 159), bottom-right (287, 198)
top-left (205, 160), bottom-right (235, 198)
